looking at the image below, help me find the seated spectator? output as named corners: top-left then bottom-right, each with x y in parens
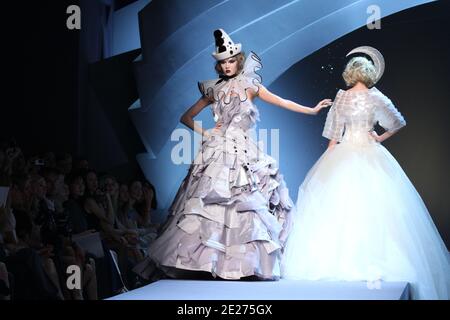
top-left (5, 207), bottom-right (63, 300)
top-left (0, 139), bottom-right (157, 298)
top-left (65, 173), bottom-right (89, 235)
top-left (42, 151), bottom-right (57, 169)
top-left (65, 170), bottom-right (127, 297)
top-left (0, 143), bottom-right (21, 186)
top-left (0, 260), bottom-right (11, 300)
top-left (119, 180), bottom-right (159, 258)
top-left (73, 156), bottom-right (90, 171)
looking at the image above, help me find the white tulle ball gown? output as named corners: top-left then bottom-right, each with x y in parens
top-left (282, 87), bottom-right (450, 300)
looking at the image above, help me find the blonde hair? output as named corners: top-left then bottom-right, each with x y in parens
top-left (342, 56), bottom-right (377, 87)
top-left (215, 52), bottom-right (246, 76)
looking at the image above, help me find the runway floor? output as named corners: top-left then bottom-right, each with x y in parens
top-left (109, 279), bottom-right (410, 300)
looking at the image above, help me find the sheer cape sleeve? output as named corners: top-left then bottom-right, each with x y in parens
top-left (322, 90), bottom-right (345, 141)
top-left (373, 88), bottom-right (406, 132)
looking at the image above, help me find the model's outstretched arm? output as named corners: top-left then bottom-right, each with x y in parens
top-left (256, 85), bottom-right (332, 115)
top-left (180, 96), bottom-right (213, 136)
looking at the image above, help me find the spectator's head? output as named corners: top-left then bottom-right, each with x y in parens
top-left (99, 174), bottom-right (118, 196)
top-left (11, 174), bottom-right (31, 194)
top-left (11, 151), bottom-right (26, 175)
top-left (73, 156), bottom-right (89, 171)
top-left (61, 182), bottom-right (70, 202)
top-left (128, 180), bottom-right (143, 202)
top-left (54, 173), bottom-right (69, 202)
top-left (82, 169), bottom-right (98, 196)
top-left (40, 167), bottom-right (61, 197)
top-left (30, 174), bottom-right (47, 200)
top-left (43, 151), bottom-right (56, 169)
top-left (1, 139), bottom-right (19, 167)
top-left (66, 173), bottom-right (85, 199)
top-left (118, 183), bottom-right (129, 204)
top-left (56, 152), bottom-right (72, 175)
top-left (143, 180), bottom-right (157, 209)
top-left (10, 174), bottom-right (32, 210)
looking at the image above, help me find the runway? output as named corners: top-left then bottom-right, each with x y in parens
top-left (109, 279), bottom-right (410, 300)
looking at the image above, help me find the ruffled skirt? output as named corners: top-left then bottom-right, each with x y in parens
top-left (134, 127), bottom-right (293, 280)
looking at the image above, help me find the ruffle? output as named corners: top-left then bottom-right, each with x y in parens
top-left (146, 224), bottom-right (282, 279)
top-left (164, 137), bottom-right (293, 247)
top-left (186, 133), bottom-right (293, 218)
top-left (137, 133), bottom-right (294, 280)
top-left (198, 51), bottom-right (262, 105)
top-left (221, 96), bottom-right (261, 129)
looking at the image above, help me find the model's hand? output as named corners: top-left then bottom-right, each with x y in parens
top-left (369, 131), bottom-right (383, 142)
top-left (203, 122), bottom-right (222, 141)
top-left (212, 121), bottom-right (223, 133)
top-left (313, 99), bottom-right (333, 114)
top-left (202, 130), bottom-right (211, 141)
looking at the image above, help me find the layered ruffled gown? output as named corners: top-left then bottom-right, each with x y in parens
top-left (282, 87), bottom-right (450, 299)
top-left (134, 52), bottom-right (293, 280)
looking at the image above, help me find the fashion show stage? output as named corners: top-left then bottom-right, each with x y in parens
top-left (109, 279), bottom-right (410, 300)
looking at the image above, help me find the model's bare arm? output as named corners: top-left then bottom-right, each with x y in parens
top-left (256, 85), bottom-right (332, 115)
top-left (370, 129), bottom-right (399, 143)
top-left (180, 96), bottom-right (213, 136)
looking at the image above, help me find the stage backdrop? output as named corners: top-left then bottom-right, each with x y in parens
top-left (110, 0), bottom-right (447, 249)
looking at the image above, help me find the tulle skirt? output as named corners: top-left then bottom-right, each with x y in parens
top-left (282, 141), bottom-right (450, 300)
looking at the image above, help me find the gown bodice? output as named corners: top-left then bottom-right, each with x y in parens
top-left (323, 87), bottom-right (406, 145)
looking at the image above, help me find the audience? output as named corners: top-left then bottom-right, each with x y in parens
top-left (0, 139), bottom-right (160, 300)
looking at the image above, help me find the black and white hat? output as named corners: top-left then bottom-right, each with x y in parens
top-left (212, 29), bottom-right (242, 61)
